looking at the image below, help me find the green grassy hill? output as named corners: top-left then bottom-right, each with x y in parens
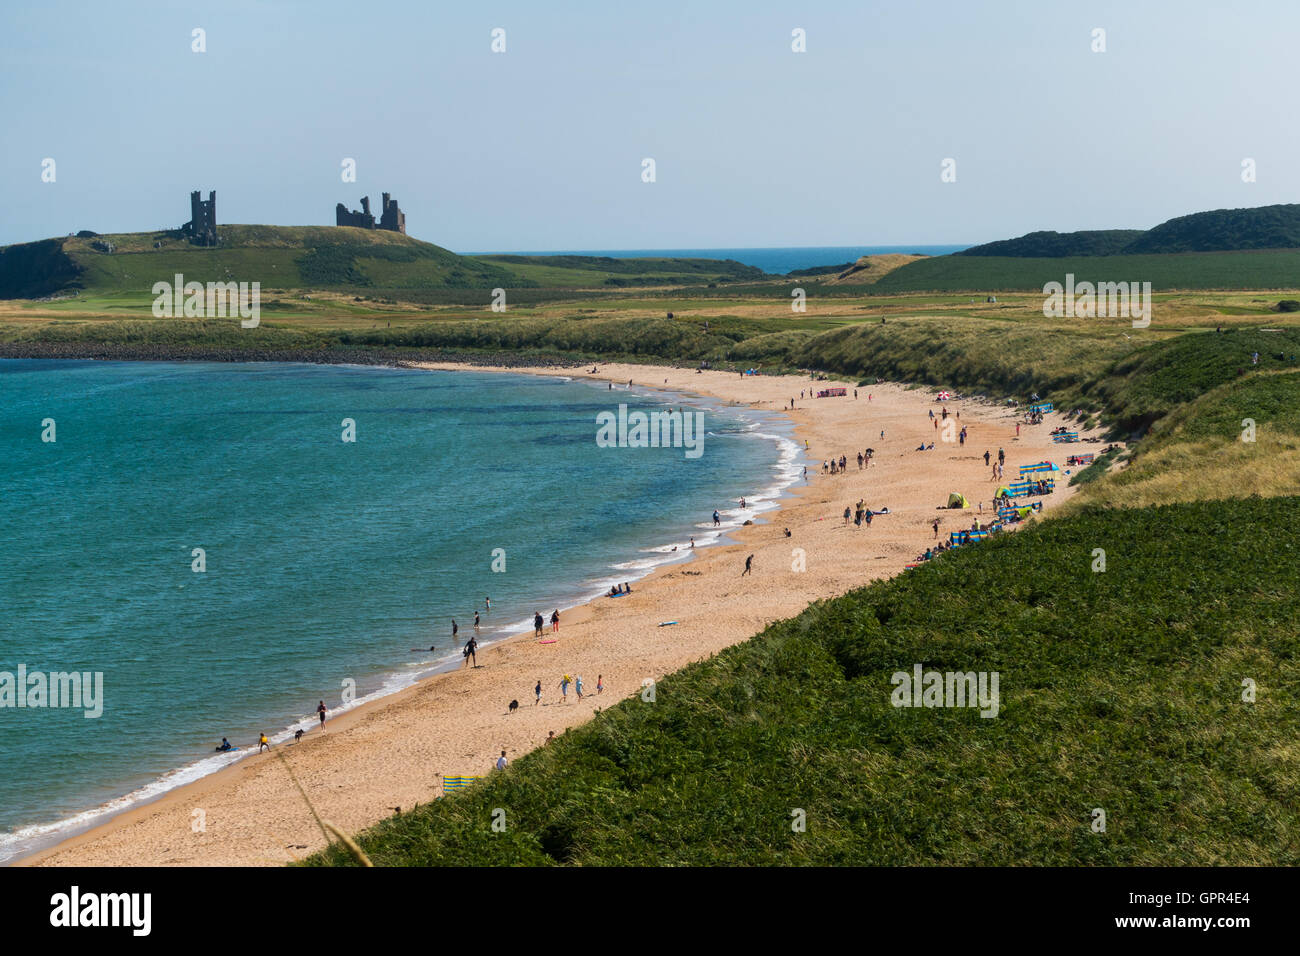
top-left (1126, 203), bottom-right (1300, 254)
top-left (957, 229), bottom-right (1145, 258)
top-left (0, 227), bottom-right (776, 301)
top-left (956, 204), bottom-right (1300, 259)
top-left (0, 225), bottom-right (526, 299)
top-left (871, 248), bottom-right (1300, 293)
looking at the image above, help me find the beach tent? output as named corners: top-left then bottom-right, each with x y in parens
top-left (947, 492), bottom-right (970, 508)
top-left (995, 486), bottom-right (1011, 499)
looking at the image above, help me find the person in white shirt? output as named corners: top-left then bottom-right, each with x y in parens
top-left (496, 750), bottom-right (507, 771)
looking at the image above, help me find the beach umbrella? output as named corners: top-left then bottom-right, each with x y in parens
top-left (937, 390), bottom-right (952, 400)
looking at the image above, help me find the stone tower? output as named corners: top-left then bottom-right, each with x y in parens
top-left (183, 190), bottom-right (217, 246)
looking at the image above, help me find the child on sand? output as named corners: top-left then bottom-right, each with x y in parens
top-left (575, 675), bottom-right (585, 700)
top-left (535, 679), bottom-right (542, 705)
top-left (258, 733), bottom-right (270, 753)
top-left (597, 674), bottom-right (604, 695)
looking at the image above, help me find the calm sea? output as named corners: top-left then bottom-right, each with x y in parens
top-left (466, 246), bottom-right (969, 275)
top-left (0, 360), bottom-right (800, 862)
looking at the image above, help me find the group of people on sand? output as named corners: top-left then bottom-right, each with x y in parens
top-left (824, 449), bottom-right (873, 474)
top-left (843, 501), bottom-right (888, 528)
top-left (521, 672), bottom-right (605, 706)
top-left (606, 583), bottom-right (633, 598)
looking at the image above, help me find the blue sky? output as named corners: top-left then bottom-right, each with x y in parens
top-left (3, 0), bottom-right (1298, 250)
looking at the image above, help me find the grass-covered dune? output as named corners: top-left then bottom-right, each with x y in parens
top-left (1075, 369), bottom-right (1300, 508)
top-left (307, 495), bottom-right (1300, 866)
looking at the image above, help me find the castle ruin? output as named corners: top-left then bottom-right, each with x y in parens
top-left (182, 190), bottom-right (217, 246)
top-left (336, 192), bottom-right (406, 234)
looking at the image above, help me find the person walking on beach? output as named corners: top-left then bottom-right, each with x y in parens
top-left (534, 678), bottom-right (543, 705)
top-left (984, 450), bottom-right (990, 466)
top-left (575, 675), bottom-right (585, 700)
top-left (258, 733), bottom-right (270, 753)
top-left (496, 750), bottom-right (508, 771)
top-left (742, 554), bottom-right (754, 576)
top-left (463, 636), bottom-right (477, 668)
top-left (551, 609), bottom-right (560, 633)
top-left (713, 509), bottom-right (721, 527)
top-left (1015, 423), bottom-right (1020, 437)
top-left (843, 506), bottom-right (851, 525)
top-left (317, 700), bottom-right (327, 730)
top-left (998, 447), bottom-right (1005, 465)
top-left (932, 518), bottom-right (940, 539)
top-left (559, 674), bottom-right (572, 702)
top-left (597, 674), bottom-right (604, 695)
top-left (534, 611), bottom-right (544, 637)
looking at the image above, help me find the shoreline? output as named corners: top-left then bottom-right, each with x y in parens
top-left (17, 361), bottom-right (1102, 867)
top-left (3, 365), bottom-right (797, 865)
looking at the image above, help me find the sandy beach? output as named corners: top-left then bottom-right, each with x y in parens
top-left (20, 363), bottom-right (1102, 867)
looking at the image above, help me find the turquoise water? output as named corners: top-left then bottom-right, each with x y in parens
top-left (0, 360), bottom-right (798, 861)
